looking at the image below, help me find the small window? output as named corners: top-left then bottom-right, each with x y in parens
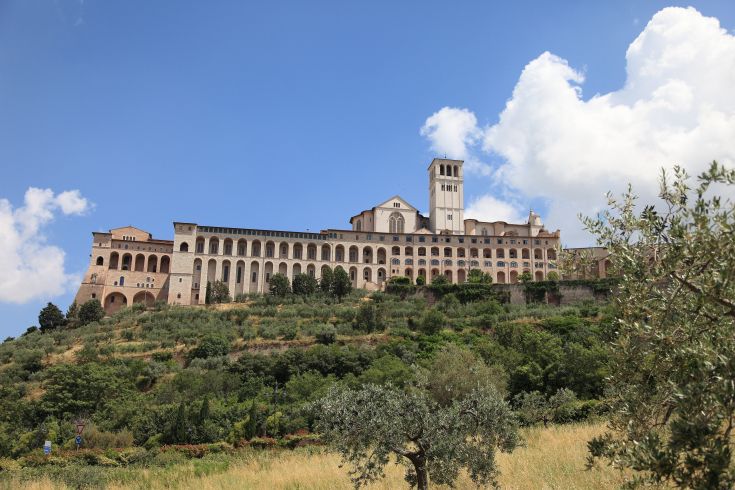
top-left (177, 293), bottom-right (181, 299)
top-left (91, 293), bottom-right (96, 299)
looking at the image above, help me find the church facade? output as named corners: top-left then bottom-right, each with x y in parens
top-left (75, 159), bottom-right (563, 313)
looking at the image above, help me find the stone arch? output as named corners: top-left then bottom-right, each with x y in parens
top-left (264, 261), bottom-right (274, 284)
top-left (192, 258), bottom-right (202, 289)
top-left (207, 258), bottom-right (217, 284)
top-left (307, 243), bottom-right (317, 260)
top-left (349, 266), bottom-right (358, 286)
top-left (469, 248), bottom-right (479, 258)
top-left (443, 247), bottom-right (452, 257)
top-left (292, 262), bottom-right (302, 279)
top-left (446, 165), bottom-right (452, 177)
top-left (109, 252), bottom-right (119, 269)
top-left (497, 271), bottom-right (506, 284)
top-left (134, 254), bottom-right (145, 272)
top-left (147, 255), bottom-right (158, 273)
top-left (454, 165), bottom-right (459, 177)
top-left (510, 270), bottom-right (519, 284)
top-left (321, 244), bottom-right (331, 261)
top-left (363, 246), bottom-right (373, 264)
top-left (444, 270), bottom-right (453, 282)
top-left (104, 292), bottom-right (127, 314)
top-left (237, 239), bottom-right (247, 256)
top-left (418, 247), bottom-right (426, 257)
top-left (363, 267), bottom-right (373, 283)
top-left (249, 261), bottom-right (260, 292)
top-left (535, 271), bottom-right (544, 281)
top-left (458, 269), bottom-right (466, 283)
top-left (279, 262), bottom-right (288, 276)
top-left (377, 267), bottom-right (386, 285)
top-left (534, 248), bottom-right (543, 260)
top-left (133, 290), bottom-right (156, 308)
top-left (335, 244), bottom-right (345, 262)
top-left (121, 253), bottom-right (132, 271)
top-left (251, 240), bottom-right (262, 257)
top-left (179, 242), bottom-right (189, 252)
top-left (405, 246), bottom-right (413, 256)
top-left (405, 267), bottom-right (413, 279)
top-left (430, 268), bottom-right (440, 281)
top-left (431, 247), bottom-right (440, 257)
top-left (222, 260), bottom-right (232, 283)
top-left (349, 245), bottom-right (358, 263)
top-left (440, 164), bottom-right (445, 175)
top-left (235, 260), bottom-right (245, 296)
top-left (195, 237), bottom-right (205, 254)
top-left (522, 248), bottom-right (530, 260)
top-left (209, 237), bottom-right (220, 255)
top-left (223, 238), bottom-right (233, 255)
top-left (307, 263), bottom-right (316, 277)
top-left (279, 242), bottom-right (289, 259)
top-left (293, 242), bottom-right (303, 259)
top-left (160, 255), bottom-right (170, 273)
top-left (417, 268), bottom-right (426, 282)
top-left (509, 249), bottom-right (518, 259)
top-left (96, 256), bottom-right (104, 266)
top-left (391, 246), bottom-right (401, 256)
top-left (457, 248), bottom-right (466, 258)
top-left (547, 248), bottom-right (557, 260)
top-left (377, 247), bottom-right (386, 264)
top-left (496, 249), bottom-right (505, 259)
top-left (265, 241), bottom-right (275, 258)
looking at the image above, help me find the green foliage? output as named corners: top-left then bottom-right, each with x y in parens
top-left (268, 273), bottom-right (291, 297)
top-left (315, 325), bottom-right (337, 345)
top-left (513, 388), bottom-right (578, 427)
top-left (430, 274), bottom-right (449, 286)
top-left (415, 275), bottom-right (425, 286)
top-left (584, 162), bottom-right (735, 488)
top-left (209, 281), bottom-right (231, 304)
top-left (78, 300), bottom-right (105, 326)
top-left (311, 383), bottom-right (519, 490)
top-left (467, 268), bottom-right (493, 284)
top-left (292, 273), bottom-right (318, 296)
top-left (331, 266), bottom-right (352, 301)
top-left (39, 303), bottom-right (66, 333)
top-left (425, 344), bottom-right (508, 405)
top-left (354, 302), bottom-right (382, 333)
top-left (319, 267), bottom-right (333, 294)
top-left (188, 335), bottom-right (230, 361)
top-left (419, 308), bottom-right (445, 335)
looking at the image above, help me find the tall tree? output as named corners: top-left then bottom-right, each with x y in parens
top-left (320, 267), bottom-right (334, 294)
top-left (292, 273), bottom-right (318, 296)
top-left (584, 162), bottom-right (735, 488)
top-left (38, 303), bottom-right (66, 332)
top-left (331, 266), bottom-right (352, 301)
top-left (312, 384), bottom-right (518, 490)
top-left (269, 273), bottom-right (291, 297)
top-left (78, 299), bottom-right (105, 326)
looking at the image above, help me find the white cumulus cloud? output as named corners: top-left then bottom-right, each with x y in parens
top-left (0, 188), bottom-right (91, 303)
top-left (422, 6), bottom-right (735, 245)
top-left (465, 195), bottom-right (525, 224)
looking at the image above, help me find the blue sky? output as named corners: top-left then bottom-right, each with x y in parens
top-left (1, 1), bottom-right (734, 337)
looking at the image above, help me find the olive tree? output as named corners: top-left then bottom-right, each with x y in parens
top-left (584, 162), bottom-right (735, 488)
top-left (311, 383), bottom-right (518, 489)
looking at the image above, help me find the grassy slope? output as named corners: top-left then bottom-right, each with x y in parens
top-left (4, 423), bottom-right (630, 490)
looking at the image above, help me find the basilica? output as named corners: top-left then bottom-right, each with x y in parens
top-left (74, 158), bottom-right (564, 313)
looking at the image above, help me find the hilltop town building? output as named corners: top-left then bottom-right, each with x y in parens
top-left (75, 159), bottom-right (569, 313)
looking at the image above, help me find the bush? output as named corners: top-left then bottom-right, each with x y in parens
top-left (315, 325), bottom-right (337, 345)
top-left (188, 335), bottom-right (230, 360)
top-left (419, 308), bottom-right (445, 335)
top-left (78, 300), bottom-right (105, 325)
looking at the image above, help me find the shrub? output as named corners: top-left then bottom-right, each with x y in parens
top-left (420, 308), bottom-right (445, 335)
top-left (315, 325), bottom-right (337, 345)
top-left (188, 335), bottom-right (230, 360)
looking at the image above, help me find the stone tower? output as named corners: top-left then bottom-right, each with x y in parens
top-left (428, 158), bottom-right (464, 234)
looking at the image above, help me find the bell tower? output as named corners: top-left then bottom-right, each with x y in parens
top-left (428, 158), bottom-right (464, 234)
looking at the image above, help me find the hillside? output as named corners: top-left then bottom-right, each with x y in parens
top-left (0, 288), bottom-right (613, 488)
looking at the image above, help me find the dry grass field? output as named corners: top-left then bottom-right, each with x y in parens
top-left (5, 422), bottom-right (639, 490)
